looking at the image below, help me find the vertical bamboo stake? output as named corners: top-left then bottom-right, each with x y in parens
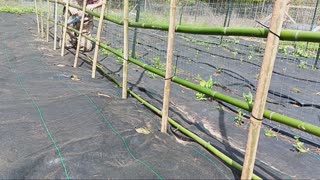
top-left (46, 0), bottom-right (50, 42)
top-left (241, 0), bottom-right (288, 179)
top-left (161, 0), bottom-right (177, 133)
top-left (122, 0), bottom-right (129, 98)
top-left (53, 0), bottom-right (58, 50)
top-left (40, 0), bottom-right (44, 38)
top-left (92, 0), bottom-right (107, 78)
top-left (74, 0), bottom-right (88, 68)
top-left (61, 0), bottom-right (70, 56)
top-left (34, 0), bottom-right (40, 34)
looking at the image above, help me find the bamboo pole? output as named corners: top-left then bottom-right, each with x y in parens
top-left (49, 0), bottom-right (320, 42)
top-left (40, 0), bottom-right (44, 38)
top-left (61, 0), bottom-right (70, 56)
top-left (76, 53), bottom-right (262, 179)
top-left (161, 0), bottom-right (177, 133)
top-left (53, 22), bottom-right (320, 138)
top-left (53, 0), bottom-right (58, 50)
top-left (241, 1), bottom-right (288, 179)
top-left (121, 0), bottom-right (129, 98)
top-left (92, 0), bottom-right (107, 78)
top-left (46, 0), bottom-right (50, 42)
top-left (74, 0), bottom-right (88, 68)
top-left (35, 0), bottom-right (40, 34)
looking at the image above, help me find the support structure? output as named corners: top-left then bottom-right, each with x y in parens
top-left (46, 0), bottom-right (50, 42)
top-left (34, 0), bottom-right (40, 34)
top-left (241, 0), bottom-right (288, 179)
top-left (53, 0), bottom-right (58, 50)
top-left (161, 0), bottom-right (177, 133)
top-left (74, 0), bottom-right (88, 68)
top-left (40, 0), bottom-right (44, 38)
top-left (92, 0), bottom-right (107, 78)
top-left (121, 0), bottom-right (129, 98)
top-left (61, 0), bottom-right (70, 56)
top-left (131, 0), bottom-right (141, 58)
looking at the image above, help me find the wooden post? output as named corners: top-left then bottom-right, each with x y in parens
top-left (40, 0), bottom-right (44, 38)
top-left (74, 0), bottom-right (88, 68)
top-left (161, 0), bottom-right (177, 133)
top-left (122, 0), bottom-right (129, 98)
top-left (61, 0), bottom-right (70, 56)
top-left (53, 0), bottom-right (58, 50)
top-left (241, 0), bottom-right (288, 179)
top-left (92, 0), bottom-right (107, 78)
top-left (34, 0), bottom-right (40, 34)
top-left (46, 0), bottom-right (50, 42)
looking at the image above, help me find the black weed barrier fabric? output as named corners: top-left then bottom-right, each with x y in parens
top-left (1, 12), bottom-right (320, 179)
top-left (0, 13), bottom-right (237, 179)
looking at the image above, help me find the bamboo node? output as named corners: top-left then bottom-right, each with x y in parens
top-left (269, 112), bottom-right (275, 120)
top-left (295, 31), bottom-right (300, 40)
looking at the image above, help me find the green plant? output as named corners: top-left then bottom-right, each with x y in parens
top-left (264, 128), bottom-right (277, 138)
top-left (293, 136), bottom-right (309, 153)
top-left (195, 74), bottom-right (203, 81)
top-left (216, 104), bottom-right (223, 111)
top-left (216, 67), bottom-right (223, 74)
top-left (234, 109), bottom-right (244, 126)
top-left (147, 57), bottom-right (166, 79)
top-left (195, 76), bottom-right (215, 101)
top-left (291, 87), bottom-right (301, 93)
top-left (243, 91), bottom-right (253, 107)
top-left (232, 51), bottom-right (238, 58)
top-left (101, 48), bottom-right (111, 56)
top-left (298, 60), bottom-right (308, 69)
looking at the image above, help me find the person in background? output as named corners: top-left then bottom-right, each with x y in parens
top-left (62, 0), bottom-right (103, 52)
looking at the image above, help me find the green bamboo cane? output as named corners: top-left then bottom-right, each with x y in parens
top-left (50, 20), bottom-right (320, 138)
top-left (49, 0), bottom-right (320, 43)
top-left (79, 49), bottom-right (262, 180)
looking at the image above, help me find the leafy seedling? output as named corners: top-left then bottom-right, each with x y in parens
top-left (293, 136), bottom-right (309, 153)
top-left (234, 109), bottom-right (244, 126)
top-left (195, 76), bottom-right (215, 101)
top-left (291, 88), bottom-right (301, 94)
top-left (264, 128), bottom-right (277, 138)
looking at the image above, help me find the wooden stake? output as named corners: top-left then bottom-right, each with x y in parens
top-left (92, 0), bottom-right (107, 78)
top-left (121, 0), bottom-right (129, 98)
top-left (61, 0), bottom-right (70, 56)
top-left (74, 0), bottom-right (88, 68)
top-left (161, 0), bottom-right (177, 133)
top-left (40, 0), bottom-right (44, 38)
top-left (34, 0), bottom-right (40, 34)
top-left (53, 0), bottom-right (58, 50)
top-left (241, 1), bottom-right (288, 179)
top-left (46, 0), bottom-right (50, 42)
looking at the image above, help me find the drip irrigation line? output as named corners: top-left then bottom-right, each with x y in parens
top-left (194, 60), bottom-right (320, 109)
top-left (217, 101), bottom-right (320, 148)
top-left (3, 41), bottom-right (71, 179)
top-left (80, 52), bottom-right (295, 179)
top-left (77, 54), bottom-right (262, 180)
top-left (98, 21), bottom-right (320, 85)
top-left (52, 21), bottom-right (320, 137)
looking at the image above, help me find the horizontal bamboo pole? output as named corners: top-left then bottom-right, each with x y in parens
top-left (51, 20), bottom-right (320, 138)
top-left (49, 0), bottom-right (320, 42)
top-left (78, 52), bottom-right (262, 180)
